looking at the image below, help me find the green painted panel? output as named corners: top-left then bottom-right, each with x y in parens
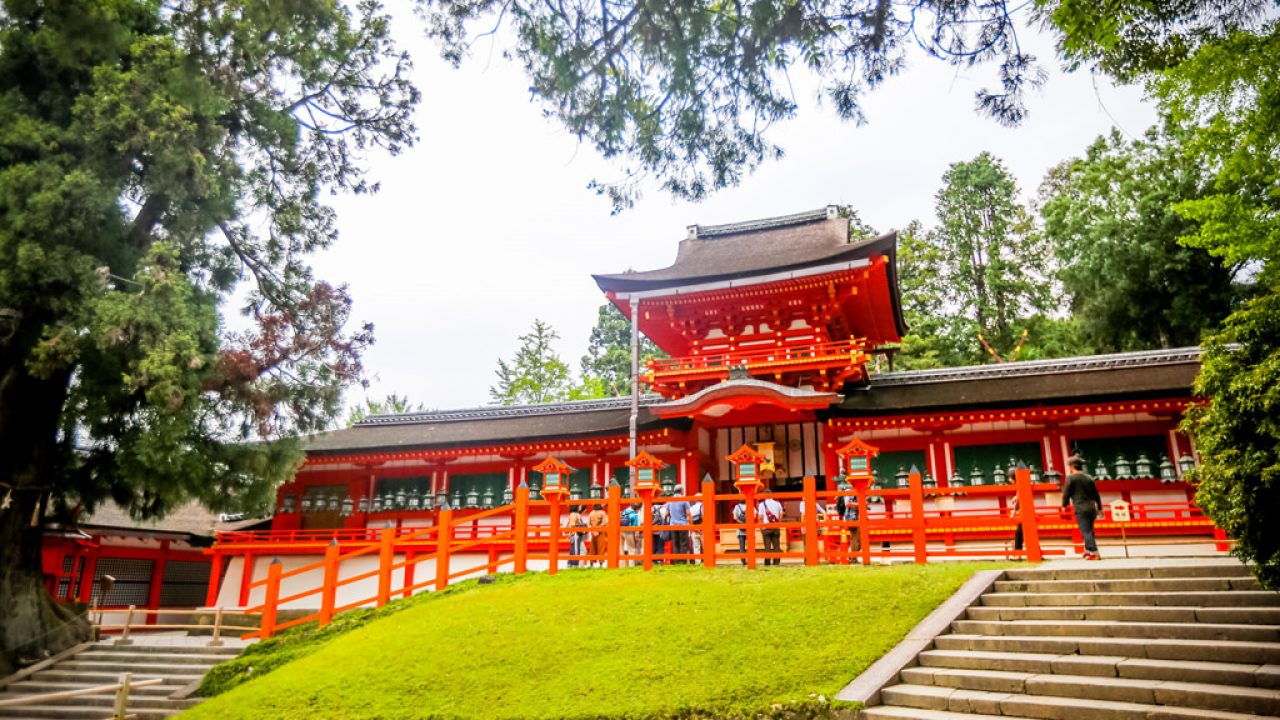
top-left (953, 443), bottom-right (1041, 486)
top-left (871, 451), bottom-right (928, 489)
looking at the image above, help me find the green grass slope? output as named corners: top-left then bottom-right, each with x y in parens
top-left (181, 563), bottom-right (1006, 720)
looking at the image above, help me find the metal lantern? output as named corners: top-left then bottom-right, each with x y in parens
top-left (1114, 454), bottom-right (1132, 480)
top-left (894, 466), bottom-right (909, 489)
top-left (1029, 464), bottom-right (1041, 483)
top-left (340, 495), bottom-right (354, 517)
top-left (407, 489), bottom-right (421, 511)
top-left (1045, 466), bottom-right (1061, 485)
top-left (1159, 455), bottom-right (1176, 482)
top-left (950, 472), bottom-right (965, 487)
top-left (482, 488), bottom-right (495, 507)
top-left (358, 496), bottom-right (370, 514)
top-left (395, 488), bottom-right (407, 510)
top-left (969, 465), bottom-right (984, 486)
top-left (1094, 460), bottom-right (1112, 481)
top-left (464, 488), bottom-right (477, 509)
top-left (1135, 452), bottom-right (1152, 478)
top-left (502, 484), bottom-right (513, 505)
top-left (300, 494), bottom-right (313, 513)
top-left (570, 489), bottom-right (582, 501)
top-left (371, 494), bottom-right (383, 513)
top-left (436, 491), bottom-right (451, 510)
top-left (281, 495), bottom-right (296, 514)
top-left (1178, 453), bottom-right (1196, 477)
top-left (421, 493), bottom-right (434, 511)
top-left (992, 464), bottom-right (1005, 486)
top-left (326, 494), bottom-right (340, 512)
top-left (660, 475), bottom-right (675, 496)
top-left (922, 472), bottom-right (936, 488)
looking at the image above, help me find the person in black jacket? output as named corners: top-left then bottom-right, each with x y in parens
top-left (1061, 455), bottom-right (1103, 560)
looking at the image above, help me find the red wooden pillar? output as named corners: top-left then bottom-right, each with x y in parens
top-left (318, 541), bottom-right (340, 625)
top-left (853, 478), bottom-right (871, 566)
top-left (237, 552), bottom-right (255, 607)
top-left (743, 487), bottom-right (759, 570)
top-left (908, 469), bottom-right (927, 564)
top-left (547, 496), bottom-right (562, 576)
top-left (204, 554), bottom-right (224, 608)
top-left (435, 509), bottom-right (453, 591)
top-left (513, 486), bottom-right (529, 574)
top-left (376, 526), bottom-right (395, 607)
top-left (803, 476), bottom-right (819, 566)
top-left (1014, 464), bottom-right (1042, 562)
top-left (701, 479), bottom-right (717, 568)
top-left (640, 491), bottom-right (655, 571)
top-left (402, 550), bottom-right (416, 599)
top-left (260, 558), bottom-right (282, 640)
top-left (606, 484), bottom-right (621, 569)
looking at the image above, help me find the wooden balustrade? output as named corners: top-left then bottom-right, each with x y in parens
top-left (238, 468), bottom-right (1222, 641)
top-left (93, 606), bottom-right (259, 647)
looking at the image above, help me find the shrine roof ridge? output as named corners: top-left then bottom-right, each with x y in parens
top-left (869, 347), bottom-right (1202, 387)
top-left (354, 395), bottom-right (665, 427)
top-left (690, 206), bottom-right (837, 239)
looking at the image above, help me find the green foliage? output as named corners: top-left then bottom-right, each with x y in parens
top-left (1185, 292), bottom-right (1280, 588)
top-left (893, 154), bottom-right (1067, 368)
top-left (181, 563), bottom-right (1007, 719)
top-left (1039, 127), bottom-right (1241, 352)
top-left (419, 0), bottom-right (1050, 209)
top-left (579, 303), bottom-right (665, 398)
top-left (0, 0), bottom-right (417, 665)
top-left (346, 393), bottom-right (428, 426)
top-left (490, 319), bottom-right (576, 405)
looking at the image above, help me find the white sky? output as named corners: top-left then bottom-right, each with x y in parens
top-left (313, 2), bottom-right (1158, 413)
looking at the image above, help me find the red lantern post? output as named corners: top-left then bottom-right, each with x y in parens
top-left (727, 444), bottom-right (768, 569)
top-left (836, 437), bottom-right (879, 566)
top-left (627, 451), bottom-right (667, 571)
top-left (533, 456), bottom-right (574, 576)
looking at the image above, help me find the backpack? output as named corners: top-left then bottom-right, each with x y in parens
top-left (621, 508), bottom-right (638, 527)
top-left (732, 503), bottom-right (746, 524)
top-left (760, 500), bottom-right (780, 524)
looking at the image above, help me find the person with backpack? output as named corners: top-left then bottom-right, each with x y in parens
top-left (688, 499), bottom-right (704, 556)
top-left (733, 500), bottom-right (748, 565)
top-left (1062, 455), bottom-right (1103, 560)
top-left (566, 507), bottom-right (587, 568)
top-left (757, 491), bottom-right (784, 566)
top-left (836, 481), bottom-right (861, 554)
top-left (620, 503), bottom-right (640, 564)
top-left (650, 501), bottom-right (669, 565)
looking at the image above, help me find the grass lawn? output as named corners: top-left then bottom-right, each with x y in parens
top-left (181, 562), bottom-right (1007, 720)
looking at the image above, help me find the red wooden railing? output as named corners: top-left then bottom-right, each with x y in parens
top-left (645, 338), bottom-right (866, 379)
top-left (234, 467), bottom-right (1219, 640)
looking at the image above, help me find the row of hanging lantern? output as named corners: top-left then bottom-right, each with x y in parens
top-left (1093, 453), bottom-right (1196, 482)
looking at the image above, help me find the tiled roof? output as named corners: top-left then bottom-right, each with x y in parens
top-left (870, 347), bottom-right (1202, 387)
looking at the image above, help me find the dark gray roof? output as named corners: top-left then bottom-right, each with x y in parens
top-left (838, 347), bottom-right (1201, 414)
top-left (307, 398), bottom-right (679, 456)
top-left (75, 501), bottom-right (266, 538)
top-left (593, 209), bottom-right (898, 292)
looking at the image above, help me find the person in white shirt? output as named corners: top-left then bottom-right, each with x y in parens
top-left (757, 492), bottom-right (784, 566)
top-left (688, 500), bottom-right (704, 555)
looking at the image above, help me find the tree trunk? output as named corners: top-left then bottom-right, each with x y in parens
top-left (0, 335), bottom-right (87, 675)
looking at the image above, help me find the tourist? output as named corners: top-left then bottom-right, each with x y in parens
top-left (587, 503), bottom-right (608, 566)
top-left (733, 499), bottom-right (748, 565)
top-left (757, 491), bottom-right (784, 566)
top-left (566, 507), bottom-right (586, 567)
top-left (836, 481), bottom-right (861, 554)
top-left (621, 503), bottom-right (641, 564)
top-left (651, 502), bottom-right (669, 565)
top-left (1010, 491), bottom-right (1023, 555)
top-left (1061, 455), bottom-right (1103, 560)
top-left (666, 491), bottom-right (691, 564)
top-left (688, 498), bottom-right (704, 556)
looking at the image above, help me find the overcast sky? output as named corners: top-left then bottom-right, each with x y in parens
top-left (311, 2), bottom-right (1159, 414)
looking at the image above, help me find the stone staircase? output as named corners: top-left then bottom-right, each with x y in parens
top-left (861, 560), bottom-right (1280, 719)
top-left (0, 640), bottom-right (243, 719)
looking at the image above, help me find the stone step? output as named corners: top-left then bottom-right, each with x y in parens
top-left (981, 590), bottom-right (1280, 608)
top-left (934, 633), bottom-right (1280, 665)
top-left (900, 666), bottom-right (1280, 715)
top-left (861, 707), bottom-right (1035, 720)
top-left (965, 605), bottom-right (1280, 625)
top-left (91, 642), bottom-right (242, 655)
top-left (3, 681), bottom-right (186, 697)
top-left (878, 683), bottom-right (1274, 719)
top-left (0, 691), bottom-right (200, 711)
top-left (919, 648), bottom-right (1280, 687)
top-left (950, 619), bottom-right (1280, 643)
top-left (32, 669), bottom-right (204, 686)
top-left (74, 650), bottom-right (232, 666)
top-left (53, 660), bottom-right (219, 675)
top-left (993, 576), bottom-right (1262, 594)
top-left (1002, 563), bottom-right (1255, 582)
top-left (0, 704), bottom-right (180, 719)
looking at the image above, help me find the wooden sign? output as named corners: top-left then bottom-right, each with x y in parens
top-left (1109, 499), bottom-right (1131, 523)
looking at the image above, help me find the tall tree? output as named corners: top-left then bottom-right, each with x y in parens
top-left (579, 303), bottom-right (664, 398)
top-left (490, 320), bottom-right (576, 405)
top-left (1156, 24), bottom-right (1280, 586)
top-left (418, 0), bottom-right (1267, 208)
top-left (1039, 127), bottom-right (1242, 351)
top-left (897, 153), bottom-right (1064, 366)
top-left (0, 0), bottom-right (417, 671)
